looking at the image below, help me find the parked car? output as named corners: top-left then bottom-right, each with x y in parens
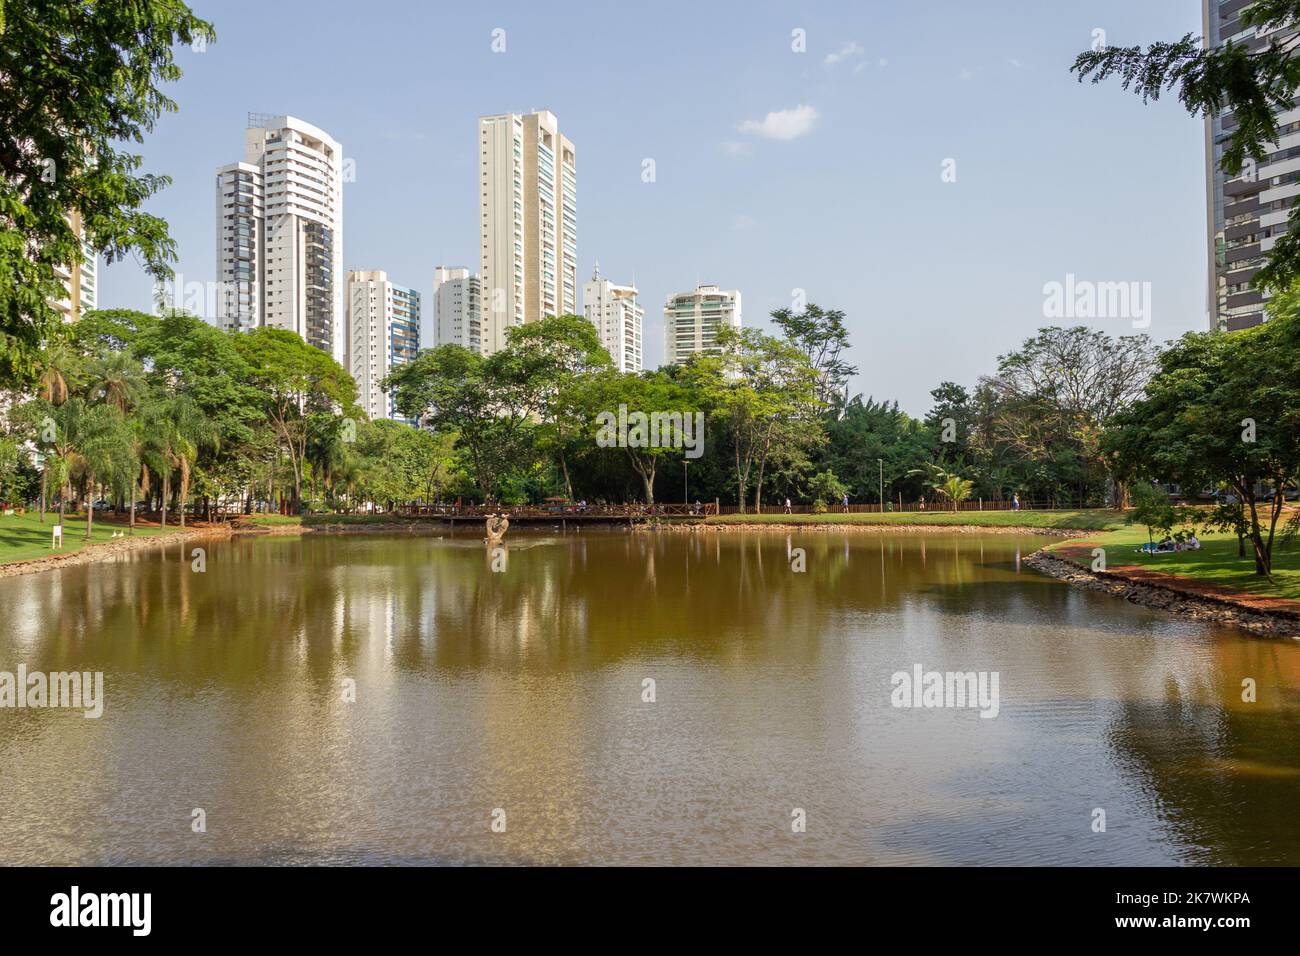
top-left (1260, 488), bottom-right (1299, 503)
top-left (1201, 489), bottom-right (1240, 505)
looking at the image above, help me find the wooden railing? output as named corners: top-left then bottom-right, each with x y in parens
top-left (396, 499), bottom-right (1103, 519)
top-left (397, 502), bottom-right (718, 518)
top-left (713, 499), bottom-right (1099, 515)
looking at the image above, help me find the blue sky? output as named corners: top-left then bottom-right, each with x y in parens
top-left (102, 0), bottom-right (1205, 415)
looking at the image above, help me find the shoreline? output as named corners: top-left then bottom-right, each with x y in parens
top-left (0, 517), bottom-right (1098, 579)
top-left (1025, 549), bottom-right (1300, 638)
top-left (0, 526), bottom-right (232, 580)
top-left (6, 519), bottom-right (1295, 637)
top-left (679, 521), bottom-right (1086, 536)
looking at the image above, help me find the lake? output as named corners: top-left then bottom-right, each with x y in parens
top-left (1, 529), bottom-right (1297, 865)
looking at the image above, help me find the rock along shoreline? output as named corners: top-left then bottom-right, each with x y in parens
top-left (1025, 549), bottom-right (1300, 639)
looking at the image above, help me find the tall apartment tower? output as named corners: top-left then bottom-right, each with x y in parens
top-left (52, 211), bottom-right (97, 321)
top-left (1203, 1), bottom-right (1300, 330)
top-left (432, 266), bottom-right (485, 353)
top-left (346, 270), bottom-right (420, 424)
top-left (478, 110), bottom-right (577, 354)
top-left (582, 263), bottom-right (643, 372)
top-left (664, 285), bottom-right (742, 365)
top-left (216, 115), bottom-right (344, 360)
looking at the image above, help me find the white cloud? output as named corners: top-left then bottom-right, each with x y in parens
top-left (824, 41), bottom-right (864, 68)
top-left (722, 140), bottom-right (752, 157)
top-left (732, 214), bottom-right (758, 231)
top-left (957, 68), bottom-right (976, 82)
top-left (738, 104), bottom-right (819, 141)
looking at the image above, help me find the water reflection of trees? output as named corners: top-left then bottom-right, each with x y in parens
top-left (1106, 694), bottom-right (1300, 864)
top-left (0, 531), bottom-right (1069, 679)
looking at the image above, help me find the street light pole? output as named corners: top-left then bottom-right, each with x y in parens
top-left (877, 458), bottom-right (884, 514)
top-left (684, 460), bottom-right (689, 510)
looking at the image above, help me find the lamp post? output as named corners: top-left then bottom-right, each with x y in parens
top-left (877, 458), bottom-right (884, 514)
top-left (684, 459), bottom-right (689, 511)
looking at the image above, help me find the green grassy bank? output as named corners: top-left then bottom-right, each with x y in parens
top-left (1049, 524), bottom-right (1300, 603)
top-left (704, 509), bottom-right (1127, 531)
top-left (0, 511), bottom-right (176, 565)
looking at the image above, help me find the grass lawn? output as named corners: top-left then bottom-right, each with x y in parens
top-left (1050, 523), bottom-right (1300, 602)
top-left (704, 509), bottom-right (1128, 531)
top-left (0, 510), bottom-right (176, 566)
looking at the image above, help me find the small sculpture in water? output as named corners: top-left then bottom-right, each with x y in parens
top-left (485, 512), bottom-right (509, 546)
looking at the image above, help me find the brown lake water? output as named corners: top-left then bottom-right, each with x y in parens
top-left (1, 529), bottom-right (1298, 865)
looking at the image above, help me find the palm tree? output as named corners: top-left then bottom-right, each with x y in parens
top-left (73, 407), bottom-right (132, 540)
top-left (144, 396), bottom-right (218, 528)
top-left (31, 344), bottom-right (80, 523)
top-left (84, 351), bottom-right (147, 415)
top-left (84, 351), bottom-right (149, 522)
top-left (35, 342), bottom-right (79, 407)
top-left (38, 398), bottom-right (131, 539)
top-left (932, 471), bottom-right (975, 514)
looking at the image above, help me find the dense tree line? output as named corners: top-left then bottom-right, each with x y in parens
top-left (0, 302), bottom-right (1177, 525)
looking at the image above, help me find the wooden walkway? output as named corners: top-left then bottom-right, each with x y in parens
top-left (397, 503), bottom-right (712, 523)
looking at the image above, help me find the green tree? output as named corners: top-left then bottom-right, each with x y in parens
top-left (690, 327), bottom-right (822, 512)
top-left (807, 469), bottom-right (848, 512)
top-left (235, 328), bottom-right (357, 512)
top-left (1072, 1), bottom-right (1300, 292)
top-left (0, 435), bottom-right (20, 504)
top-left (25, 397), bottom-right (130, 537)
top-left (0, 1), bottom-right (214, 386)
top-left (506, 314), bottom-right (613, 500)
top-left (1104, 295), bottom-right (1300, 575)
top-left (770, 303), bottom-right (857, 405)
top-left (83, 350), bottom-right (147, 415)
top-left (585, 369), bottom-right (696, 507)
top-left (979, 327), bottom-right (1157, 506)
top-left (147, 394), bottom-right (218, 528)
top-left (387, 344), bottom-right (535, 503)
top-left (931, 471), bottom-right (975, 513)
top-left (818, 395), bottom-right (930, 506)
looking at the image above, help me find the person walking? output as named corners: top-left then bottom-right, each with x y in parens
top-left (841, 493), bottom-right (850, 514)
top-left (1012, 492), bottom-right (1021, 512)
top-left (784, 497), bottom-right (792, 514)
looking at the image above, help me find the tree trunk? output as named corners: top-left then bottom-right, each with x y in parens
top-left (734, 445), bottom-right (746, 514)
top-left (179, 458), bottom-right (189, 528)
top-left (85, 484), bottom-right (94, 540)
top-left (161, 473), bottom-right (170, 528)
top-left (559, 449), bottom-right (573, 502)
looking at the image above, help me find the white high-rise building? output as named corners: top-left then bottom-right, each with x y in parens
top-left (582, 263), bottom-right (642, 372)
top-left (346, 270), bottom-right (420, 423)
top-left (479, 109), bottom-right (576, 354)
top-left (52, 211), bottom-right (96, 322)
top-left (216, 114), bottom-right (344, 361)
top-left (432, 266), bottom-right (484, 354)
top-left (663, 285), bottom-right (742, 365)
